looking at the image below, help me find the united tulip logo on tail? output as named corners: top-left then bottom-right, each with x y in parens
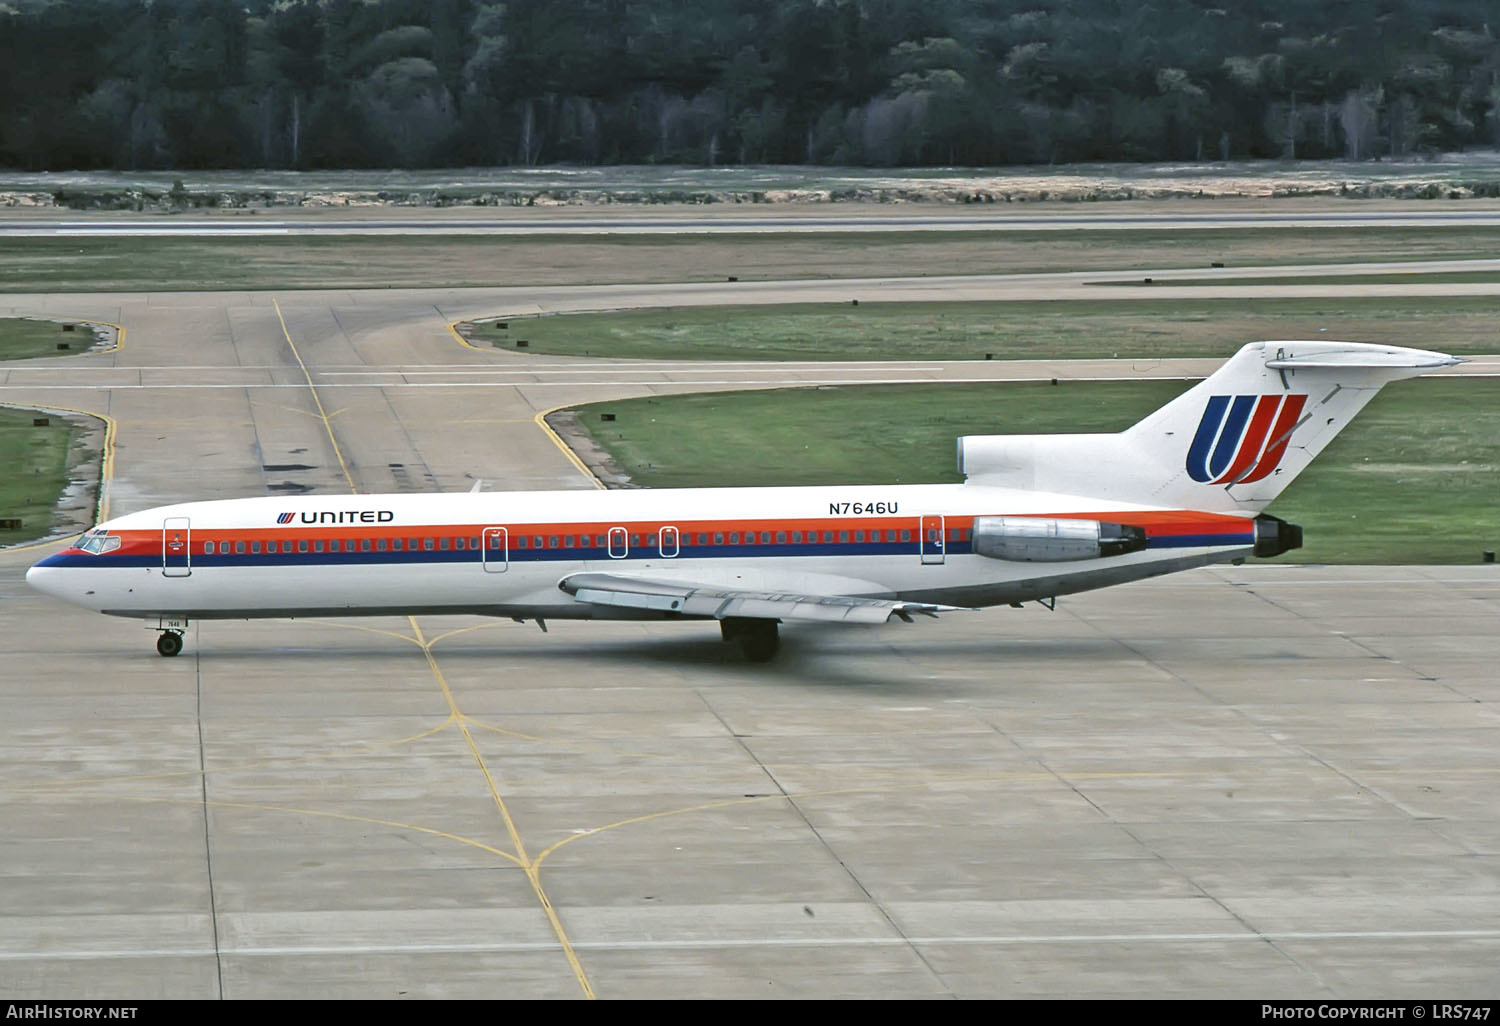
top-left (1186, 394), bottom-right (1308, 484)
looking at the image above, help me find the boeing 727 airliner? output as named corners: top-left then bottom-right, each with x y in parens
top-left (25, 340), bottom-right (1458, 660)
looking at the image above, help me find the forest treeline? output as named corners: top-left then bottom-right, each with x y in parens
top-left (4, 0), bottom-right (1500, 171)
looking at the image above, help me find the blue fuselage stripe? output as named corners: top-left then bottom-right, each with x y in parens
top-left (37, 533), bottom-right (1254, 570)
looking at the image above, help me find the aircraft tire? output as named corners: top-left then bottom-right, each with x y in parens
top-left (723, 618), bottom-right (779, 663)
top-left (156, 632), bottom-right (183, 658)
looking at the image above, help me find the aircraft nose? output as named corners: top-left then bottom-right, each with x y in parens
top-left (25, 555), bottom-right (67, 599)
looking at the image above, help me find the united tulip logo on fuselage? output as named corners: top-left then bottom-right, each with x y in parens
top-left (1186, 394), bottom-right (1308, 485)
top-left (277, 511), bottom-right (395, 525)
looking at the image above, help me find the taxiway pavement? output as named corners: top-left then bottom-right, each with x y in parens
top-left (0, 276), bottom-right (1496, 998)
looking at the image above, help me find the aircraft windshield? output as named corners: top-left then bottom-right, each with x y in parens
top-left (75, 531), bottom-right (119, 554)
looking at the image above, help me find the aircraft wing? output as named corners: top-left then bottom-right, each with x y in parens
top-left (557, 571), bottom-right (967, 624)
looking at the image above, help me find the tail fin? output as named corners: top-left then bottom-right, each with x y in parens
top-left (959, 341), bottom-right (1460, 513)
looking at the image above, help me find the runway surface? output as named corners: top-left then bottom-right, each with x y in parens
top-left (1, 276), bottom-right (1497, 998)
top-left (10, 206), bottom-right (1500, 236)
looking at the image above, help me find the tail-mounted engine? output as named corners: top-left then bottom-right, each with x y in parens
top-left (1253, 514), bottom-right (1303, 558)
top-left (972, 517), bottom-right (1148, 563)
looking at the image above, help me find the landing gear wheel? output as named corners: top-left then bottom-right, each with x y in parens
top-left (721, 617), bottom-right (780, 663)
top-left (156, 631), bottom-right (184, 658)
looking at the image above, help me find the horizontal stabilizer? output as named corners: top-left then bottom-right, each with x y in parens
top-left (1265, 349), bottom-right (1459, 370)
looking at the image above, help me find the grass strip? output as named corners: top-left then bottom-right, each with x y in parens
top-left (0, 407), bottom-right (78, 546)
top-left (0, 318), bottom-right (95, 360)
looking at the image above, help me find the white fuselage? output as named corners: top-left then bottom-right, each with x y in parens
top-left (25, 483), bottom-right (1259, 623)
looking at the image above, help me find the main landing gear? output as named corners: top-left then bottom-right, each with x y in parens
top-left (721, 617), bottom-right (779, 663)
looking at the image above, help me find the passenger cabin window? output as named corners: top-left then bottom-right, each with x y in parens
top-left (204, 541), bottom-right (215, 554)
top-left (234, 541), bottom-right (246, 554)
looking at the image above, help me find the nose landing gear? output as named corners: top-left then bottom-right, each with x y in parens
top-left (156, 631), bottom-right (184, 657)
top-left (150, 618), bottom-right (189, 657)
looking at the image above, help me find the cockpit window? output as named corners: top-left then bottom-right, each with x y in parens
top-left (75, 530), bottom-right (119, 554)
